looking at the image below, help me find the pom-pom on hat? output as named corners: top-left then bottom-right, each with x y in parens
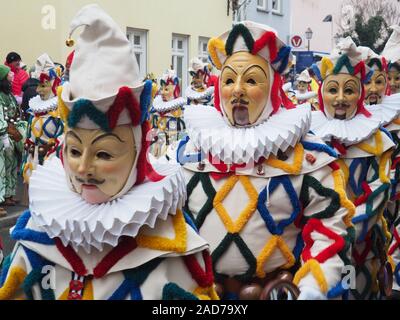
top-left (60, 4), bottom-right (152, 131)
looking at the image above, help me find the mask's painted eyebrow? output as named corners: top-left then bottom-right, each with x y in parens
top-left (66, 131), bottom-right (82, 144)
top-left (91, 133), bottom-right (124, 145)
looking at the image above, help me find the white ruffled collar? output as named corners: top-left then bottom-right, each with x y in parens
top-left (28, 95), bottom-right (58, 114)
top-left (184, 104), bottom-right (311, 164)
top-left (29, 157), bottom-right (187, 253)
top-left (310, 107), bottom-right (386, 146)
top-left (153, 95), bottom-right (186, 113)
top-left (366, 93), bottom-right (400, 126)
top-left (185, 86), bottom-right (214, 100)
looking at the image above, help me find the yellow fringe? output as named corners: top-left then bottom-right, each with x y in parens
top-left (57, 86), bottom-right (70, 124)
top-left (321, 57), bottom-right (334, 79)
top-left (393, 117), bottom-right (400, 125)
top-left (208, 38), bottom-right (226, 70)
top-left (48, 110), bottom-right (59, 118)
top-left (388, 255), bottom-right (395, 272)
top-left (331, 168), bottom-right (355, 228)
top-left (22, 163), bottom-right (33, 184)
top-left (0, 266), bottom-right (27, 300)
top-left (337, 159), bottom-right (349, 185)
top-left (31, 117), bottom-right (44, 139)
top-left (265, 144), bottom-right (304, 175)
top-left (356, 131), bottom-right (383, 156)
top-left (137, 209), bottom-right (187, 253)
top-left (293, 259), bottom-right (329, 294)
top-left (171, 109), bottom-right (183, 118)
top-left (157, 117), bottom-right (167, 132)
top-left (256, 235), bottom-right (296, 278)
top-left (379, 150), bottom-right (392, 184)
top-left (193, 286), bottom-right (220, 300)
top-left (213, 176), bottom-right (258, 234)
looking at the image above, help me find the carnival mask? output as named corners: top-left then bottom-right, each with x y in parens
top-left (388, 66), bottom-right (400, 94)
top-left (190, 71), bottom-right (206, 91)
top-left (64, 125), bottom-right (137, 204)
top-left (220, 51), bottom-right (271, 127)
top-left (36, 80), bottom-right (53, 101)
top-left (364, 70), bottom-right (387, 105)
top-left (160, 83), bottom-right (175, 102)
top-left (323, 73), bottom-right (361, 120)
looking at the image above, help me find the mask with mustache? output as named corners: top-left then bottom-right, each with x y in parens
top-left (364, 71), bottom-right (387, 105)
top-left (220, 51), bottom-right (272, 127)
top-left (322, 73), bottom-right (361, 120)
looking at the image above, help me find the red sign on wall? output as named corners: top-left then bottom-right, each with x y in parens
top-left (291, 35), bottom-right (303, 48)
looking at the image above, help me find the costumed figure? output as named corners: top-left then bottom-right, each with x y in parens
top-left (175, 21), bottom-right (354, 300)
top-left (185, 58), bottom-right (214, 106)
top-left (0, 65), bottom-right (27, 208)
top-left (310, 37), bottom-right (397, 300)
top-left (21, 53), bottom-right (64, 183)
top-left (150, 70), bottom-right (186, 158)
top-left (0, 4), bottom-right (216, 301)
top-left (381, 25), bottom-right (400, 298)
top-left (289, 69), bottom-right (319, 110)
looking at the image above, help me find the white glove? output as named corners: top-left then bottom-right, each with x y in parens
top-left (297, 286), bottom-right (327, 300)
top-left (1, 134), bottom-right (11, 150)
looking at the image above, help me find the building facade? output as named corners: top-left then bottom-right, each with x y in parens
top-left (0, 0), bottom-right (232, 89)
top-left (239, 0), bottom-right (344, 53)
top-left (243, 0), bottom-right (292, 44)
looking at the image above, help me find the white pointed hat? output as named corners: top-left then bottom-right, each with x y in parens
top-left (382, 25), bottom-right (400, 63)
top-left (297, 69), bottom-right (312, 83)
top-left (189, 57), bottom-right (209, 74)
top-left (61, 4), bottom-right (144, 121)
top-left (31, 53), bottom-right (56, 80)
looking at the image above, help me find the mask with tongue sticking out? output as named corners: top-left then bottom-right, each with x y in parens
top-left (207, 21), bottom-right (294, 128)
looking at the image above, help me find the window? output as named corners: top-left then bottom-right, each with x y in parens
top-left (257, 0), bottom-right (268, 12)
top-left (172, 34), bottom-right (189, 91)
top-left (272, 0), bottom-right (283, 15)
top-left (199, 37), bottom-right (210, 63)
top-left (127, 28), bottom-right (148, 78)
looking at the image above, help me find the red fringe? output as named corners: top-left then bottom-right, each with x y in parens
top-left (302, 218), bottom-right (345, 264)
top-left (330, 139), bottom-right (347, 155)
top-left (389, 228), bottom-right (400, 255)
top-left (352, 235), bottom-right (372, 265)
top-left (93, 237), bottom-right (138, 278)
top-left (107, 87), bottom-right (141, 130)
top-left (55, 238), bottom-right (88, 276)
top-left (252, 31), bottom-right (278, 62)
top-left (271, 72), bottom-right (283, 113)
top-left (213, 76), bottom-right (222, 113)
top-left (353, 182), bottom-right (372, 207)
top-left (328, 162), bottom-right (340, 171)
top-left (183, 250), bottom-right (214, 287)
